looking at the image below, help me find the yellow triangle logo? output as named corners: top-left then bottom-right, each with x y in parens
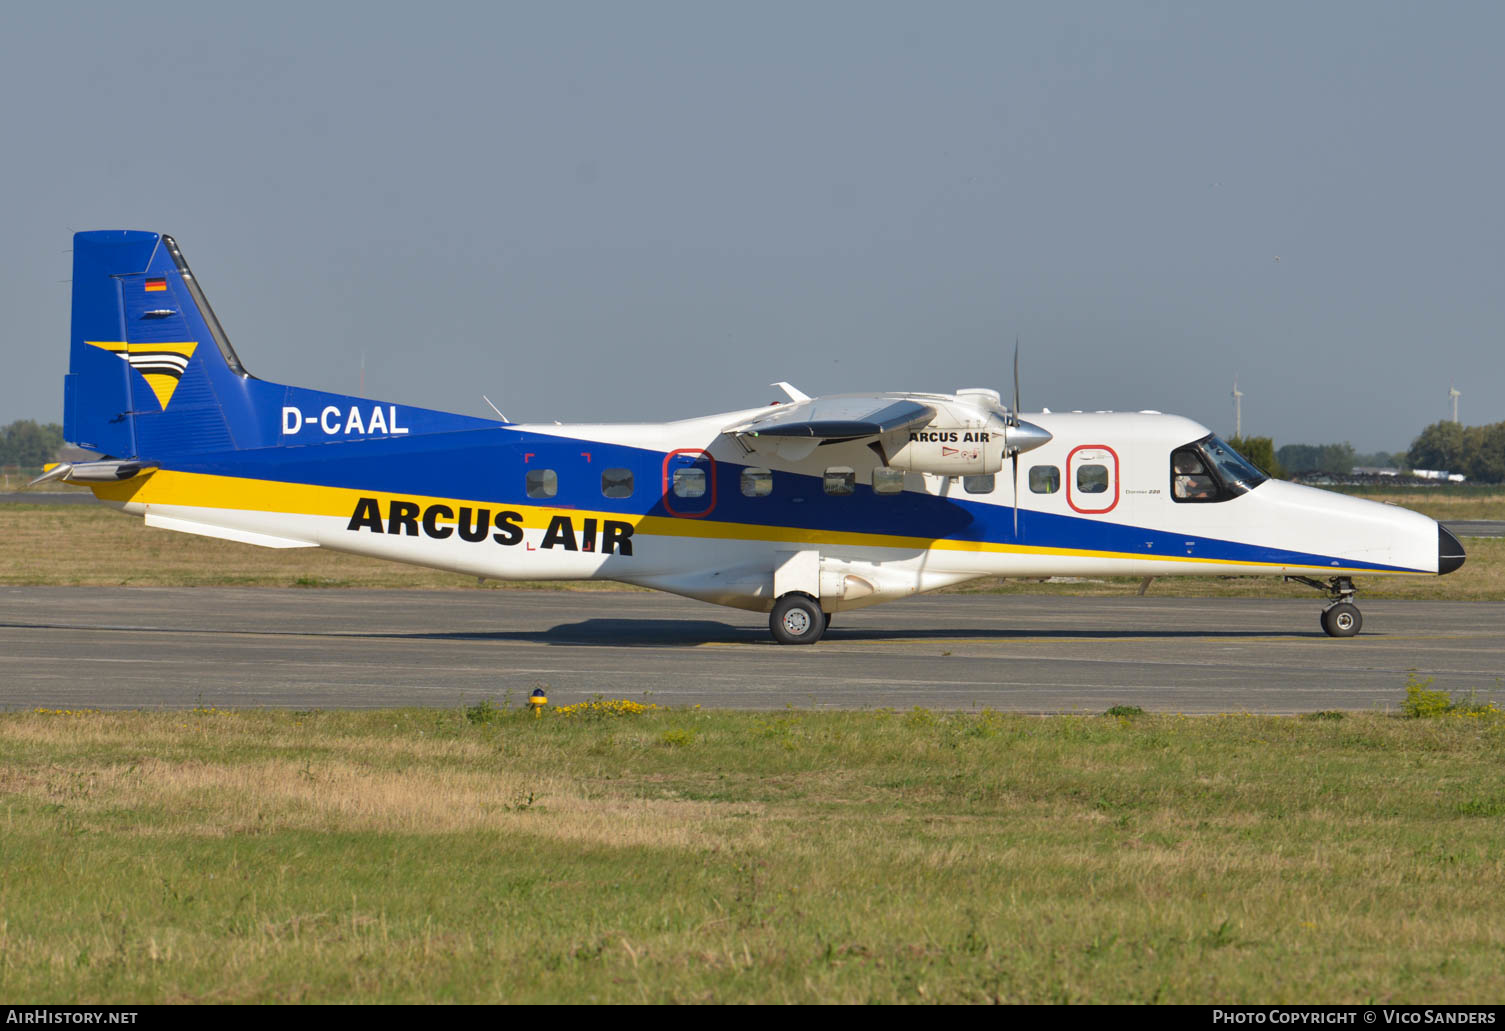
top-left (86, 341), bottom-right (199, 409)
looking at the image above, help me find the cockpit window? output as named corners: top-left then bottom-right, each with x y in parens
top-left (1171, 434), bottom-right (1267, 503)
top-left (1202, 436), bottom-right (1267, 492)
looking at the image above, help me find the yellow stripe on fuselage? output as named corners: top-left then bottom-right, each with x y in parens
top-left (92, 468), bottom-right (1408, 576)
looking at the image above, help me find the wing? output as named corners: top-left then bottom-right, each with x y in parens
top-left (725, 396), bottom-right (935, 442)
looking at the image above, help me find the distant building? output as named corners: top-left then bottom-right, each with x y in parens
top-left (1412, 469), bottom-right (1468, 483)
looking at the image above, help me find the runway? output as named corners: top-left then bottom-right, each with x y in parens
top-left (1443, 520), bottom-right (1505, 538)
top-left (1, 587), bottom-right (1500, 713)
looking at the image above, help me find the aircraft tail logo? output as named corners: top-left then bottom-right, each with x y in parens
top-left (84, 340), bottom-right (199, 410)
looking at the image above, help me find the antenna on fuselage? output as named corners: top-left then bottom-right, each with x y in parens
top-left (1231, 376), bottom-right (1243, 439)
top-left (482, 395), bottom-right (508, 422)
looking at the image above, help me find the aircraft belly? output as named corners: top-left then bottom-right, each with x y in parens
top-left (619, 537), bottom-right (982, 612)
top-left (314, 520), bottom-right (635, 581)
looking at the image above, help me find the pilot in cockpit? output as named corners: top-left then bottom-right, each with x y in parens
top-left (1173, 452), bottom-right (1216, 500)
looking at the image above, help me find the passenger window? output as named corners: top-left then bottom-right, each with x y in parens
top-left (601, 468), bottom-right (633, 499)
top-left (872, 467), bottom-right (906, 495)
top-left (1029, 465), bottom-right (1060, 494)
top-left (673, 468), bottom-right (706, 499)
top-left (526, 468), bottom-right (557, 499)
top-left (1171, 449), bottom-right (1219, 502)
top-left (1077, 464), bottom-right (1109, 494)
top-left (740, 467), bottom-right (773, 497)
top-left (823, 467), bottom-right (855, 496)
top-left (963, 474), bottom-right (995, 495)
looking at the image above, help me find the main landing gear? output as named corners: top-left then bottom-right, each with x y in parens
top-left (770, 593), bottom-right (828, 645)
top-left (1287, 576), bottom-right (1362, 638)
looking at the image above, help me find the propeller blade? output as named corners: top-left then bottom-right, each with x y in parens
top-left (1012, 339), bottom-right (1021, 426)
top-left (1012, 451), bottom-right (1020, 538)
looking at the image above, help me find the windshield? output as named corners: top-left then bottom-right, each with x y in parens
top-left (1200, 435), bottom-right (1267, 493)
top-left (1171, 434), bottom-right (1268, 503)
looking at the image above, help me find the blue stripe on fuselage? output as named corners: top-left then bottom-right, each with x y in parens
top-left (156, 426), bottom-right (1420, 574)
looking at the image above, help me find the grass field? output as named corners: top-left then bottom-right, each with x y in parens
top-left (2, 703), bottom-right (1502, 1004)
top-left (1335, 486), bottom-right (1505, 521)
top-left (2, 499), bottom-right (1502, 599)
top-left (0, 503), bottom-right (634, 591)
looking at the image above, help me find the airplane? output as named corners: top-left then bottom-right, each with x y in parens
top-left (34, 230), bottom-right (1466, 645)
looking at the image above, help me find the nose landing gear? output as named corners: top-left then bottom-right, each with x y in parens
top-left (1287, 576), bottom-right (1362, 638)
top-left (1320, 601), bottom-right (1362, 637)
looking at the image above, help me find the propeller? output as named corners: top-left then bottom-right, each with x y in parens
top-left (961, 338), bottom-right (1048, 539)
top-left (1011, 339), bottom-right (1021, 539)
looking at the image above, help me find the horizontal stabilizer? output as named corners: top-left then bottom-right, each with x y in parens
top-left (28, 460), bottom-right (158, 487)
top-left (143, 512), bottom-right (317, 549)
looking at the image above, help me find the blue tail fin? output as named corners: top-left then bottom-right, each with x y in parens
top-left (66, 231), bottom-right (257, 457)
top-left (65, 231), bottom-right (495, 459)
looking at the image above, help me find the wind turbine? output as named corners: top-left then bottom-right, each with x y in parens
top-left (1231, 376), bottom-right (1243, 439)
top-left (1450, 386), bottom-right (1461, 424)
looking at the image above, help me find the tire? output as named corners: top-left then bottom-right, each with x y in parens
top-left (1321, 602), bottom-right (1362, 638)
top-left (770, 594), bottom-right (826, 645)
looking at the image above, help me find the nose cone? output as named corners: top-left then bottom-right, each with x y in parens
top-left (1008, 419), bottom-right (1053, 456)
top-left (1439, 524), bottom-right (1467, 575)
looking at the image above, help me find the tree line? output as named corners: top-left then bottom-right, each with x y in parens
top-left (1406, 421), bottom-right (1505, 484)
top-left (0, 420), bottom-right (64, 469)
top-left (1229, 420), bottom-right (1505, 484)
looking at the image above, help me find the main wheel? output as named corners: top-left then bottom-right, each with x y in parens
top-left (1321, 602), bottom-right (1362, 638)
top-left (770, 594), bottom-right (826, 645)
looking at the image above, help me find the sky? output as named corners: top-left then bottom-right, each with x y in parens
top-left (3, 1), bottom-right (1501, 452)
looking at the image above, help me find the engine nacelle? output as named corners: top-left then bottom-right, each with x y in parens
top-left (886, 417), bottom-right (1009, 476)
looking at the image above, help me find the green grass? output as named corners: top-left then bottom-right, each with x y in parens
top-left (3, 704), bottom-right (1503, 1003)
top-left (1331, 485), bottom-right (1505, 521)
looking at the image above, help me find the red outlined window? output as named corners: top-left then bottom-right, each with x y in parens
top-left (662, 449), bottom-right (717, 518)
top-left (1066, 444), bottom-right (1119, 514)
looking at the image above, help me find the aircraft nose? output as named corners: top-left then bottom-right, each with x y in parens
top-left (1439, 524), bottom-right (1466, 575)
top-left (1008, 419), bottom-right (1053, 456)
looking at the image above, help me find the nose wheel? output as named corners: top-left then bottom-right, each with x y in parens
top-left (770, 593), bottom-right (827, 645)
top-left (1288, 576), bottom-right (1363, 638)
